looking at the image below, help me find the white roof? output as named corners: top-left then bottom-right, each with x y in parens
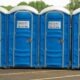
top-left (73, 8), bottom-right (80, 15)
top-left (0, 7), bottom-right (8, 14)
top-left (40, 6), bottom-right (70, 15)
top-left (9, 6), bottom-right (38, 14)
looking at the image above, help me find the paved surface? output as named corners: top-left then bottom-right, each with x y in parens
top-left (0, 69), bottom-right (80, 80)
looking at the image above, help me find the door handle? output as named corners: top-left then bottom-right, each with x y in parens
top-left (59, 38), bottom-right (63, 44)
top-left (27, 38), bottom-right (32, 42)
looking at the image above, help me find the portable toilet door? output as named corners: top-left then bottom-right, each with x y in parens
top-left (8, 6), bottom-right (38, 68)
top-left (0, 7), bottom-right (8, 68)
top-left (72, 8), bottom-right (80, 69)
top-left (39, 6), bottom-right (70, 68)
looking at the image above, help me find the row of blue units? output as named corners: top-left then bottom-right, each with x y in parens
top-left (7, 6), bottom-right (70, 68)
top-left (0, 5), bottom-right (80, 69)
top-left (0, 6), bottom-right (71, 68)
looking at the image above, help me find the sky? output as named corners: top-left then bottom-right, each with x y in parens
top-left (0, 0), bottom-right (70, 7)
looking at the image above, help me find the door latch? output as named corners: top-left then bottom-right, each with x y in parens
top-left (59, 38), bottom-right (63, 44)
top-left (27, 38), bottom-right (32, 42)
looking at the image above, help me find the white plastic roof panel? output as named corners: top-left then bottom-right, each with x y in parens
top-left (0, 7), bottom-right (8, 14)
top-left (40, 6), bottom-right (70, 15)
top-left (73, 8), bottom-right (80, 15)
top-left (9, 6), bottom-right (38, 14)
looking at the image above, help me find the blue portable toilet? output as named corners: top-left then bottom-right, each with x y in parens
top-left (8, 6), bottom-right (38, 68)
top-left (72, 8), bottom-right (80, 69)
top-left (39, 6), bottom-right (70, 68)
top-left (0, 7), bottom-right (8, 68)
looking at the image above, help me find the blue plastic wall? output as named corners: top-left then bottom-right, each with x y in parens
top-left (8, 11), bottom-right (38, 68)
top-left (72, 13), bottom-right (79, 69)
top-left (0, 13), bottom-right (7, 67)
top-left (39, 11), bottom-right (70, 68)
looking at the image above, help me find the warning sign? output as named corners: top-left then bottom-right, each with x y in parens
top-left (17, 21), bottom-right (30, 28)
top-left (48, 21), bottom-right (61, 29)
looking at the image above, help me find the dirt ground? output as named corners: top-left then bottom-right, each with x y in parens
top-left (0, 69), bottom-right (80, 80)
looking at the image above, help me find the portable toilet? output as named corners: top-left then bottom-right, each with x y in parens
top-left (0, 7), bottom-right (8, 68)
top-left (72, 8), bottom-right (80, 69)
top-left (8, 6), bottom-right (38, 68)
top-left (39, 6), bottom-right (70, 68)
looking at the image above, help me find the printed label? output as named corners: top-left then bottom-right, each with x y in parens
top-left (17, 21), bottom-right (29, 28)
top-left (48, 21), bottom-right (61, 29)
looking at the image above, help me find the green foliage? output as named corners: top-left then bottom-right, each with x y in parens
top-left (2, 6), bottom-right (13, 11)
top-left (1, 1), bottom-right (50, 12)
top-left (17, 2), bottom-right (27, 6)
top-left (28, 1), bottom-right (49, 12)
top-left (28, 1), bottom-right (36, 8)
top-left (36, 1), bottom-right (49, 12)
top-left (65, 0), bottom-right (80, 13)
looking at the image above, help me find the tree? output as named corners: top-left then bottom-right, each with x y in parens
top-left (2, 6), bottom-right (13, 11)
top-left (65, 0), bottom-right (80, 13)
top-left (1, 1), bottom-right (50, 12)
top-left (28, 1), bottom-right (49, 12)
top-left (28, 1), bottom-right (36, 8)
top-left (17, 2), bottom-right (27, 6)
top-left (35, 1), bottom-right (49, 12)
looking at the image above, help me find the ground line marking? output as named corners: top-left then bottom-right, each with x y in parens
top-left (32, 74), bottom-right (80, 80)
top-left (0, 70), bottom-right (56, 76)
top-left (0, 70), bottom-right (80, 80)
